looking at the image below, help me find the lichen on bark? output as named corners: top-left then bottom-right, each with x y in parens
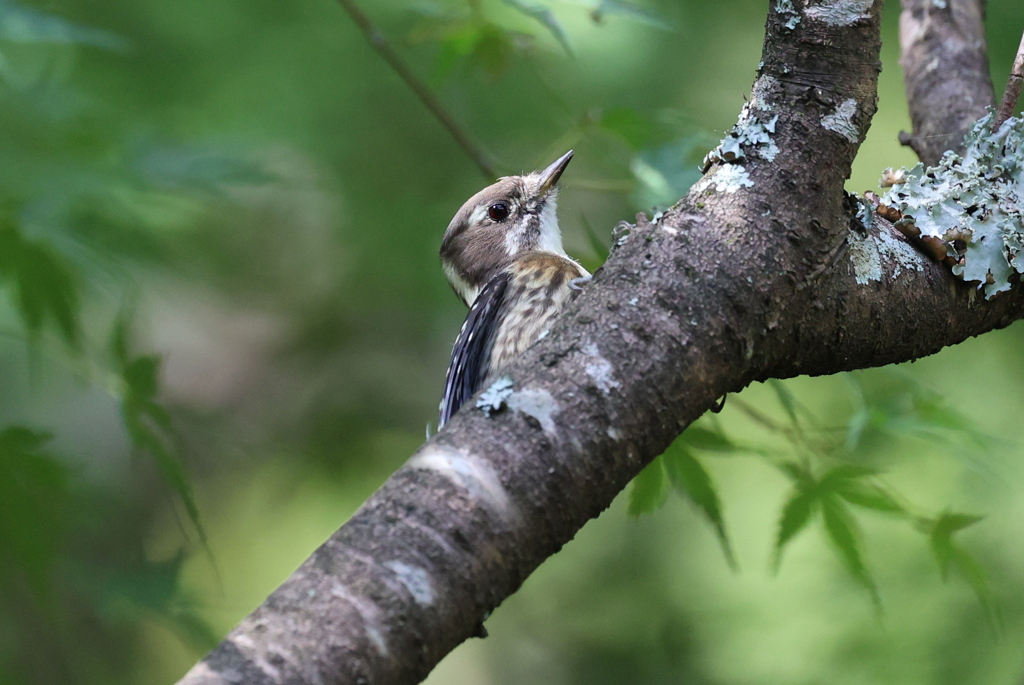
top-left (883, 113), bottom-right (1024, 297)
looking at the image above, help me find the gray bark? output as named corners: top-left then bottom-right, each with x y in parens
top-left (175, 1), bottom-right (1010, 684)
top-left (899, 0), bottom-right (994, 165)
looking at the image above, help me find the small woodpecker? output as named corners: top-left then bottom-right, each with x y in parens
top-left (438, 150), bottom-right (590, 427)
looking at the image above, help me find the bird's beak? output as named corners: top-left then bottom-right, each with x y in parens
top-left (536, 150), bottom-right (574, 197)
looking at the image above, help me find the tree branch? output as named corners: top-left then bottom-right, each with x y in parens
top-left (994, 29), bottom-right (1024, 129)
top-left (898, 0), bottom-right (993, 165)
top-left (334, 0), bottom-right (498, 179)
top-left (175, 2), bottom-right (1016, 684)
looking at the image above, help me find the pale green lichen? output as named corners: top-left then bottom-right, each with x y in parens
top-left (804, 0), bottom-right (874, 25)
top-left (582, 343), bottom-right (620, 394)
top-left (750, 75), bottom-right (776, 112)
top-left (878, 228), bottom-right (926, 278)
top-left (881, 113), bottom-right (1024, 298)
top-left (695, 165), bottom-right (755, 194)
top-left (507, 388), bottom-right (559, 433)
top-left (848, 226), bottom-right (925, 284)
top-left (822, 99), bottom-right (860, 143)
top-left (702, 110), bottom-right (780, 170)
top-left (848, 231), bottom-right (882, 284)
top-left (775, 0), bottom-right (801, 29)
top-left (476, 376), bottom-right (513, 416)
top-left (856, 197), bottom-right (875, 230)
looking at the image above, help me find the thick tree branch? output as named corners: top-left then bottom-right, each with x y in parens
top-left (176, 2), bottom-right (1014, 684)
top-left (898, 0), bottom-right (993, 165)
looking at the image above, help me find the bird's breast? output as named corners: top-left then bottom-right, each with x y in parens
top-left (489, 252), bottom-right (588, 376)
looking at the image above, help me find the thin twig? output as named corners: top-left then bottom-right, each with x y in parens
top-left (335, 0), bottom-right (498, 179)
top-left (994, 30), bottom-right (1024, 130)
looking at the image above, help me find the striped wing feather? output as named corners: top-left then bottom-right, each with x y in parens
top-left (439, 272), bottom-right (509, 427)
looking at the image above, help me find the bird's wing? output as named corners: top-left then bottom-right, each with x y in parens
top-left (439, 271), bottom-right (510, 427)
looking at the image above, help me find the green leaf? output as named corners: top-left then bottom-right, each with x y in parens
top-left (124, 355), bottom-right (161, 402)
top-left (929, 512), bottom-right (984, 580)
top-left (500, 0), bottom-right (573, 56)
top-left (600, 107), bottom-right (655, 149)
top-left (123, 405), bottom-right (205, 545)
top-left (907, 393), bottom-right (992, 450)
top-left (821, 494), bottom-right (880, 607)
top-left (773, 487), bottom-right (816, 571)
top-left (627, 456), bottom-right (668, 516)
top-left (0, 425), bottom-right (53, 454)
top-left (818, 464), bottom-right (878, 482)
top-left (470, 22), bottom-right (518, 78)
top-left (817, 463), bottom-right (904, 516)
top-left (109, 306), bottom-right (132, 368)
top-left (431, 22), bottom-right (483, 81)
top-left (927, 512), bottom-right (998, 627)
top-left (834, 480), bottom-right (904, 514)
top-left (677, 425), bottom-right (736, 453)
top-left (166, 601), bottom-right (221, 650)
top-left (777, 460), bottom-right (812, 484)
top-left (587, 0), bottom-right (674, 30)
top-left (663, 446), bottom-right (736, 569)
top-left (0, 0), bottom-right (128, 51)
top-left (101, 551), bottom-right (219, 650)
top-left (844, 370), bottom-right (993, 455)
top-left (117, 351), bottom-right (207, 545)
top-left (0, 225), bottom-right (81, 348)
top-left (0, 426), bottom-right (69, 597)
top-left (946, 545), bottom-right (1001, 630)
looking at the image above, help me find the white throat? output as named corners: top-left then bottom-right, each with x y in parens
top-left (535, 197), bottom-right (567, 256)
top-left (503, 197), bottom-right (568, 258)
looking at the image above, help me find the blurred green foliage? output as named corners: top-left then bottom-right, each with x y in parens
top-left (0, 0), bottom-right (1023, 683)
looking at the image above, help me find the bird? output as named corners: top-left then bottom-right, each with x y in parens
top-left (438, 150), bottom-right (590, 427)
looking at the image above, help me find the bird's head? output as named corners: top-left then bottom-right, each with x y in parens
top-left (440, 150), bottom-right (573, 306)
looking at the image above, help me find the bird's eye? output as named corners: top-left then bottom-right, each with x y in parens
top-left (488, 203), bottom-right (510, 221)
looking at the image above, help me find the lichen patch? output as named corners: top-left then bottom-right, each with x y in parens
top-left (848, 231), bottom-right (882, 284)
top-left (877, 229), bottom-right (925, 279)
top-left (804, 0), bottom-right (874, 25)
top-left (775, 0), bottom-right (801, 29)
top-left (882, 113), bottom-right (1024, 297)
top-left (694, 165), bottom-right (755, 194)
top-left (476, 376), bottom-right (513, 417)
top-left (506, 387), bottom-right (560, 434)
top-left (750, 75), bottom-right (777, 112)
top-left (582, 343), bottom-right (621, 394)
top-left (848, 228), bottom-right (925, 284)
top-left (821, 99), bottom-right (860, 143)
top-left (703, 109), bottom-right (779, 170)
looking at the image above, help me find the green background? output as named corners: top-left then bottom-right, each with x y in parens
top-left (1, 0), bottom-right (1024, 683)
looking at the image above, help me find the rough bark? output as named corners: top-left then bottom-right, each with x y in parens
top-left (176, 1), bottom-right (1009, 684)
top-left (898, 0), bottom-right (994, 164)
